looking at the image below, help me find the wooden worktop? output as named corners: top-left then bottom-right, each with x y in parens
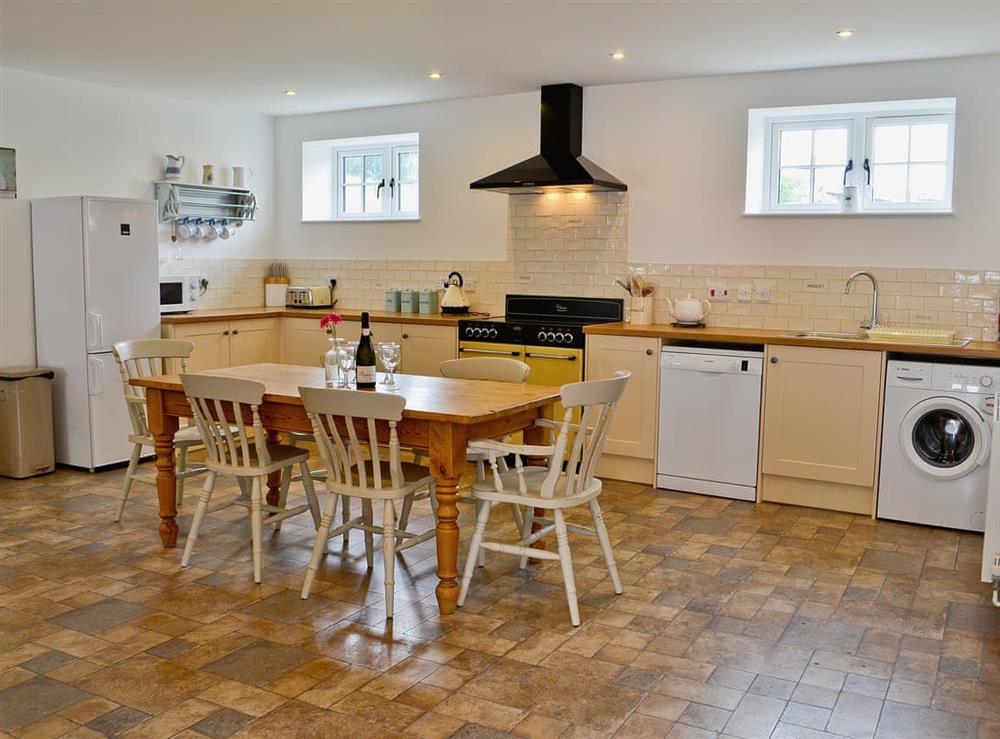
top-left (584, 322), bottom-right (1000, 361)
top-left (160, 306), bottom-right (492, 326)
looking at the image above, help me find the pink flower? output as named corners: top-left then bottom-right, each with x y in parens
top-left (319, 312), bottom-right (343, 332)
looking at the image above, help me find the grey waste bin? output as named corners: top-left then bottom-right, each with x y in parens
top-left (0, 367), bottom-right (56, 478)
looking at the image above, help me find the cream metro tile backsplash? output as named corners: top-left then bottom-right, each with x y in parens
top-left (161, 192), bottom-right (1000, 341)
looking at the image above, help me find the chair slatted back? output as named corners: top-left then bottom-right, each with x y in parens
top-left (440, 357), bottom-right (530, 383)
top-left (540, 371), bottom-right (630, 498)
top-left (113, 339), bottom-right (193, 438)
top-left (299, 387), bottom-right (407, 494)
top-left (181, 374), bottom-right (268, 468)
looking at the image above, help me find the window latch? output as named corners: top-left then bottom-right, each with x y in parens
top-left (863, 158), bottom-right (871, 185)
top-left (376, 178), bottom-right (386, 198)
top-left (843, 159), bottom-right (853, 186)
top-left (389, 177), bottom-right (395, 197)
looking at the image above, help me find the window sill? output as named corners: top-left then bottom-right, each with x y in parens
top-left (301, 217), bottom-right (421, 224)
top-left (743, 210), bottom-right (954, 217)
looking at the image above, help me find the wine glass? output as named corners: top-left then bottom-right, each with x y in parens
top-left (378, 342), bottom-right (401, 390)
top-left (337, 340), bottom-right (358, 387)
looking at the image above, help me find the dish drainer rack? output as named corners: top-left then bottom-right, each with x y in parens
top-left (154, 181), bottom-right (257, 224)
top-left (867, 325), bottom-right (957, 344)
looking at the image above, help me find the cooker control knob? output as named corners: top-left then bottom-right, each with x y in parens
top-left (554, 333), bottom-right (567, 344)
top-left (982, 375), bottom-right (994, 387)
top-left (545, 332), bottom-right (557, 342)
top-left (488, 328), bottom-right (498, 339)
top-left (464, 327), bottom-right (474, 337)
top-left (537, 331), bottom-right (546, 342)
top-left (472, 327), bottom-right (483, 338)
top-left (564, 331), bottom-right (574, 344)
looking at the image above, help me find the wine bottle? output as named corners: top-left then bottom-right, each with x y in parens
top-left (355, 311), bottom-right (377, 390)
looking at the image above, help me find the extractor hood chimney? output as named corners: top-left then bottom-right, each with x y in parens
top-left (469, 83), bottom-right (627, 194)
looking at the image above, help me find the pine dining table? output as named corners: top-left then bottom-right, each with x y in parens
top-left (131, 363), bottom-right (561, 615)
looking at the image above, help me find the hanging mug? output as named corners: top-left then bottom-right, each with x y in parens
top-left (202, 164), bottom-right (215, 185)
top-left (164, 154), bottom-right (185, 181)
top-left (232, 166), bottom-right (254, 189)
top-left (177, 218), bottom-right (198, 239)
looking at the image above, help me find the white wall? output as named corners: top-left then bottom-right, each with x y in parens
top-left (0, 67), bottom-right (275, 367)
top-left (275, 92), bottom-right (537, 261)
top-left (274, 54), bottom-right (1000, 270)
top-left (586, 54), bottom-right (1000, 267)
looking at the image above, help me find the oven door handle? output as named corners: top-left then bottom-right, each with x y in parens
top-left (525, 352), bottom-right (577, 361)
top-left (459, 347), bottom-right (522, 356)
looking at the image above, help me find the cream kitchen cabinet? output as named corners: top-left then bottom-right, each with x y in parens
top-left (760, 344), bottom-right (884, 514)
top-left (585, 334), bottom-right (660, 483)
top-left (399, 324), bottom-right (458, 376)
top-left (163, 318), bottom-right (279, 371)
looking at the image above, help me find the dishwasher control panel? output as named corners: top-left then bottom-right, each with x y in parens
top-left (661, 347), bottom-right (763, 376)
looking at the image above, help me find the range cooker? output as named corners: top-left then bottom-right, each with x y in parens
top-left (458, 295), bottom-right (624, 394)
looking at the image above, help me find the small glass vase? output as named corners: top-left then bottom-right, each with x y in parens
top-left (324, 337), bottom-right (348, 388)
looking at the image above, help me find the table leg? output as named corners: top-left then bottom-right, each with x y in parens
top-left (429, 421), bottom-right (468, 615)
top-left (147, 388), bottom-right (181, 548)
top-left (265, 428), bottom-right (282, 508)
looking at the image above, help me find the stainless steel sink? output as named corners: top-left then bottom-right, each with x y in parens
top-left (783, 331), bottom-right (869, 341)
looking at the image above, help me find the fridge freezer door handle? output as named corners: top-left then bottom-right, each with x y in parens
top-left (87, 312), bottom-right (104, 351)
top-left (87, 356), bottom-right (104, 395)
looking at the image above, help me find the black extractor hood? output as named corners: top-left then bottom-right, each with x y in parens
top-left (470, 83), bottom-right (627, 194)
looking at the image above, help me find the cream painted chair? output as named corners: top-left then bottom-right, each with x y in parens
top-left (179, 374), bottom-right (320, 583)
top-left (112, 339), bottom-right (206, 522)
top-left (457, 371), bottom-right (630, 626)
top-left (435, 357), bottom-right (531, 565)
top-left (298, 386), bottom-right (437, 618)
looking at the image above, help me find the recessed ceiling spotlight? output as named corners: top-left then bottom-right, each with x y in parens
top-left (836, 28), bottom-right (854, 38)
top-left (283, 89), bottom-right (297, 96)
top-left (428, 71), bottom-right (443, 80)
top-left (610, 50), bottom-right (625, 61)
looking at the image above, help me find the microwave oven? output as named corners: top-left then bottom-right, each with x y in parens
top-left (159, 274), bottom-right (207, 313)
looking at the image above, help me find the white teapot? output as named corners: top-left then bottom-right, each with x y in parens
top-left (666, 294), bottom-right (711, 323)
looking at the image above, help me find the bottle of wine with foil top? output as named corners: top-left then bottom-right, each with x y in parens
top-left (355, 312), bottom-right (377, 390)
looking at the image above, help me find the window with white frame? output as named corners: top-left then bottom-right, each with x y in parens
top-left (745, 99), bottom-right (955, 215)
top-left (302, 133), bottom-right (419, 221)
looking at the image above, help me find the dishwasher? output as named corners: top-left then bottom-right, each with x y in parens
top-left (656, 345), bottom-right (764, 501)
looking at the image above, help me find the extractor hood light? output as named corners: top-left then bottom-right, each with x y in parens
top-left (836, 28), bottom-right (854, 38)
top-left (284, 89), bottom-right (297, 96)
top-left (610, 50), bottom-right (625, 61)
top-left (428, 71), bottom-right (443, 80)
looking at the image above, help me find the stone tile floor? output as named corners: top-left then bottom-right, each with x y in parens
top-left (0, 463), bottom-right (998, 738)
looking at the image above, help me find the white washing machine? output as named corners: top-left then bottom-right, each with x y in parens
top-left (878, 359), bottom-right (999, 531)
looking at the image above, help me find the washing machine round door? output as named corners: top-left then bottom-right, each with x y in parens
top-left (899, 396), bottom-right (990, 480)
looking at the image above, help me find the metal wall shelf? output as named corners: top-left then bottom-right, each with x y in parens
top-left (154, 181), bottom-right (258, 223)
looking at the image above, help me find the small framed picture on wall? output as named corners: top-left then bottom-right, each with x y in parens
top-left (0, 147), bottom-right (16, 198)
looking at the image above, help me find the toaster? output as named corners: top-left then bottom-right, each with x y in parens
top-left (286, 285), bottom-right (333, 308)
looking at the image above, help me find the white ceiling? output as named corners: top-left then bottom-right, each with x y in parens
top-left (3, 0), bottom-right (1000, 116)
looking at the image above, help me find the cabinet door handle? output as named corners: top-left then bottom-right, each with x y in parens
top-left (232, 329), bottom-right (239, 335)
top-left (770, 356), bottom-right (778, 363)
top-left (646, 349), bottom-right (654, 356)
top-left (223, 330), bottom-right (230, 336)
top-left (402, 333), bottom-right (409, 339)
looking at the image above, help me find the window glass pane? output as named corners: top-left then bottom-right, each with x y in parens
top-left (343, 156), bottom-right (363, 185)
top-left (364, 184), bottom-right (382, 213)
top-left (398, 151), bottom-right (418, 181)
top-left (871, 164), bottom-right (908, 203)
top-left (778, 168), bottom-right (810, 204)
top-left (814, 128), bottom-right (848, 165)
top-left (910, 163), bottom-right (946, 202)
top-left (364, 154), bottom-right (383, 183)
top-left (910, 123), bottom-right (948, 162)
top-left (813, 166), bottom-right (844, 204)
top-left (343, 185), bottom-right (363, 214)
top-left (779, 130), bottom-right (811, 166)
top-left (399, 183), bottom-right (418, 213)
top-left (872, 124), bottom-right (909, 163)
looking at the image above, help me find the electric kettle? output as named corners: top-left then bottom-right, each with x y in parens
top-left (440, 271), bottom-right (471, 315)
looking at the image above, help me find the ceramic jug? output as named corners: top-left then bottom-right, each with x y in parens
top-left (164, 154), bottom-right (185, 181)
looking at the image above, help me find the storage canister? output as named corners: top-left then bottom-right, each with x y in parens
top-left (419, 288), bottom-right (439, 314)
top-left (400, 289), bottom-right (419, 313)
top-left (384, 288), bottom-right (401, 312)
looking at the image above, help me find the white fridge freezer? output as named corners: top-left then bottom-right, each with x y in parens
top-left (31, 196), bottom-right (160, 470)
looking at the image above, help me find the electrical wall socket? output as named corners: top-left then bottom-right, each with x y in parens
top-left (322, 274), bottom-right (338, 289)
top-left (706, 281), bottom-right (729, 301)
top-left (736, 284), bottom-right (753, 301)
top-left (754, 286), bottom-right (771, 302)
